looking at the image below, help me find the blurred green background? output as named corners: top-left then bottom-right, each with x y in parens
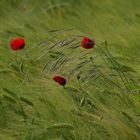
top-left (0, 0), bottom-right (140, 140)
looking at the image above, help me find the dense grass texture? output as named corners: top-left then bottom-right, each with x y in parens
top-left (0, 0), bottom-right (140, 140)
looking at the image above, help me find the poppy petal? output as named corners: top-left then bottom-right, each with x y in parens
top-left (10, 37), bottom-right (25, 51)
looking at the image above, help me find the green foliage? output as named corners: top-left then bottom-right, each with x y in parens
top-left (0, 0), bottom-right (140, 140)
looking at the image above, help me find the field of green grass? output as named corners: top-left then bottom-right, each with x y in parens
top-left (0, 0), bottom-right (140, 140)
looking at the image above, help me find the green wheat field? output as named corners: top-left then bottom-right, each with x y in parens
top-left (0, 0), bottom-right (140, 140)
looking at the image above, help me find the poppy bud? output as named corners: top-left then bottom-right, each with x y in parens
top-left (53, 76), bottom-right (66, 86)
top-left (77, 75), bottom-right (81, 80)
top-left (90, 56), bottom-right (93, 60)
top-left (81, 37), bottom-right (95, 49)
top-left (10, 37), bottom-right (25, 51)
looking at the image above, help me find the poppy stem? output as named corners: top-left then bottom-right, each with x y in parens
top-left (14, 52), bottom-right (18, 64)
top-left (77, 75), bottom-right (83, 91)
top-left (90, 56), bottom-right (124, 91)
top-left (23, 49), bottom-right (30, 61)
top-left (104, 44), bottom-right (131, 90)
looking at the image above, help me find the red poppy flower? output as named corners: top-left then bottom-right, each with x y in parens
top-left (10, 37), bottom-right (25, 51)
top-left (81, 37), bottom-right (95, 49)
top-left (53, 76), bottom-right (66, 86)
